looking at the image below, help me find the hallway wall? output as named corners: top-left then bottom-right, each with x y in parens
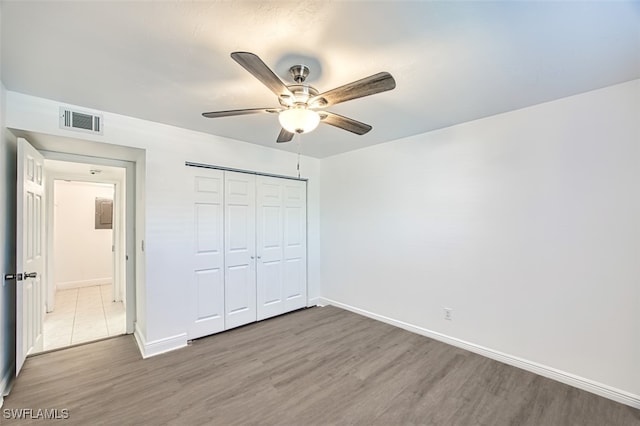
top-left (0, 79), bottom-right (18, 403)
top-left (53, 180), bottom-right (114, 289)
top-left (0, 2), bottom-right (19, 396)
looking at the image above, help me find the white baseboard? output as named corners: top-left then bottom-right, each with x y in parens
top-left (134, 325), bottom-right (187, 359)
top-left (319, 297), bottom-right (640, 410)
top-left (57, 278), bottom-right (112, 290)
top-left (0, 366), bottom-right (14, 408)
top-left (307, 297), bottom-right (320, 307)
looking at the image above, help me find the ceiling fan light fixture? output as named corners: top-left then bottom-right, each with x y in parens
top-left (203, 52), bottom-right (396, 143)
top-left (278, 108), bottom-right (320, 134)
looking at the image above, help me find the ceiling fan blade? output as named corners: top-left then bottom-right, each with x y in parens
top-left (276, 128), bottom-right (295, 143)
top-left (310, 72), bottom-right (396, 108)
top-left (319, 111), bottom-right (372, 135)
top-left (202, 108), bottom-right (278, 118)
top-left (231, 51), bottom-right (294, 99)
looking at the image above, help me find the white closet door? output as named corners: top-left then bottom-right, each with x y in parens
top-left (188, 168), bottom-right (225, 339)
top-left (282, 180), bottom-right (307, 312)
top-left (256, 177), bottom-right (307, 320)
top-left (224, 171), bottom-right (257, 329)
top-left (256, 177), bottom-right (284, 320)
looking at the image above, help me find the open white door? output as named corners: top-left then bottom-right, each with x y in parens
top-left (16, 138), bottom-right (45, 375)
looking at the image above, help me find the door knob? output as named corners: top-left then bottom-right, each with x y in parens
top-left (23, 272), bottom-right (37, 279)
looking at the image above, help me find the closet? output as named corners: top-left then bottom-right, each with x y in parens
top-left (188, 166), bottom-right (307, 340)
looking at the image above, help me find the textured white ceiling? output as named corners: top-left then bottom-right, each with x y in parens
top-left (2, 1), bottom-right (639, 158)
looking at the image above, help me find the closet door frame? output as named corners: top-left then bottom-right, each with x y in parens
top-left (187, 162), bottom-right (308, 338)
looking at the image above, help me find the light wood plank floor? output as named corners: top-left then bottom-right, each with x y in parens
top-left (3, 306), bottom-right (639, 425)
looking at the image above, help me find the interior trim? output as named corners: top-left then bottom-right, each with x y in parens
top-left (0, 366), bottom-right (14, 408)
top-left (134, 325), bottom-right (187, 359)
top-left (185, 161), bottom-right (308, 182)
top-left (318, 297), bottom-right (640, 410)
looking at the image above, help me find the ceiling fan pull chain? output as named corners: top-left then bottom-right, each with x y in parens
top-left (297, 132), bottom-right (302, 179)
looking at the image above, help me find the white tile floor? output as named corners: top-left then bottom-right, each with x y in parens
top-left (41, 284), bottom-right (125, 352)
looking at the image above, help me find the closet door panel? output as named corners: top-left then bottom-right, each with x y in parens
top-left (188, 169), bottom-right (225, 339)
top-left (283, 181), bottom-right (307, 312)
top-left (224, 172), bottom-right (257, 329)
top-left (257, 177), bottom-right (307, 320)
top-left (256, 177), bottom-right (284, 320)
top-left (226, 265), bottom-right (252, 314)
top-left (195, 269), bottom-right (223, 323)
top-left (261, 260), bottom-right (282, 304)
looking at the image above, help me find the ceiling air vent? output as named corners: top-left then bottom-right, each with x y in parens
top-left (59, 107), bottom-right (103, 135)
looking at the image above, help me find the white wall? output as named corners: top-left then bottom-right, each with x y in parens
top-left (53, 180), bottom-right (113, 289)
top-left (1, 2), bottom-right (18, 399)
top-left (0, 81), bottom-right (7, 398)
top-left (5, 91), bottom-right (322, 353)
top-left (0, 79), bottom-right (16, 403)
top-left (320, 80), bottom-right (640, 401)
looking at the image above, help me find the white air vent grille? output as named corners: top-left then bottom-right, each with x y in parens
top-left (59, 107), bottom-right (103, 135)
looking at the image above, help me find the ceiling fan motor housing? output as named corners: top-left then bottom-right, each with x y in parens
top-left (279, 84), bottom-right (319, 107)
top-left (289, 64), bottom-right (310, 83)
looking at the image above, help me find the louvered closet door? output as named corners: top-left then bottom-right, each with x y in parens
top-left (257, 177), bottom-right (307, 320)
top-left (188, 167), bottom-right (225, 339)
top-left (224, 171), bottom-right (257, 329)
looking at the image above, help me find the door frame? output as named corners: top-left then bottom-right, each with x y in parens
top-left (41, 151), bottom-right (136, 334)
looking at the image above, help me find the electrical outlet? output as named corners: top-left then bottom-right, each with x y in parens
top-left (444, 308), bottom-right (453, 321)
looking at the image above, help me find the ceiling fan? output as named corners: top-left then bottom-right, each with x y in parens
top-left (202, 51), bottom-right (396, 143)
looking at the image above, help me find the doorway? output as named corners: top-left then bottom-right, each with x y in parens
top-left (10, 133), bottom-right (140, 379)
top-left (34, 159), bottom-right (129, 353)
top-left (41, 180), bottom-right (123, 351)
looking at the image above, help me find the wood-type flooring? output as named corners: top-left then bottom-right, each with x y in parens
top-left (3, 306), bottom-right (639, 425)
